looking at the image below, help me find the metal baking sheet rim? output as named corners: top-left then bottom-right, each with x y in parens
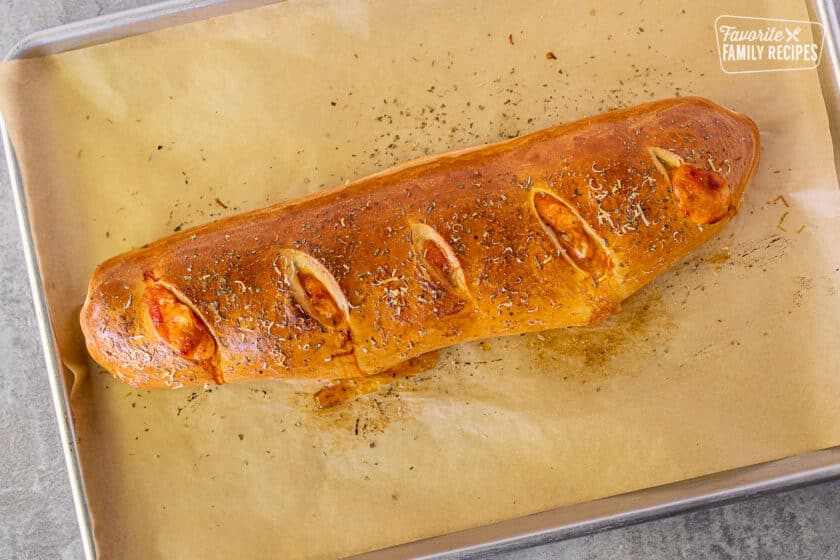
top-left (2, 1), bottom-right (839, 558)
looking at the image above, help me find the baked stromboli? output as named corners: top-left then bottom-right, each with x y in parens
top-left (80, 97), bottom-right (760, 389)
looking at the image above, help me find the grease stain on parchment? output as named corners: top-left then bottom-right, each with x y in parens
top-left (291, 370), bottom-right (439, 440)
top-left (525, 288), bottom-right (672, 381)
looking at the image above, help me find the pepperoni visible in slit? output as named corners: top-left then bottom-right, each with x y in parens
top-left (411, 222), bottom-right (469, 297)
top-left (648, 147), bottom-right (733, 225)
top-left (298, 270), bottom-right (346, 328)
top-left (143, 279), bottom-right (216, 361)
top-left (279, 250), bottom-right (350, 330)
top-left (533, 191), bottom-right (613, 283)
top-left (423, 240), bottom-right (454, 281)
top-left (671, 164), bottom-right (732, 224)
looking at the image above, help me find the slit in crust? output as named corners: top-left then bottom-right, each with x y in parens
top-left (278, 249), bottom-right (350, 329)
top-left (142, 273), bottom-right (223, 383)
top-left (648, 147), bottom-right (733, 225)
top-left (410, 222), bottom-right (471, 300)
top-left (531, 189), bottom-right (614, 283)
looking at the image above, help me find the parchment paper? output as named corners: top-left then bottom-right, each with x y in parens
top-left (1, 1), bottom-right (839, 558)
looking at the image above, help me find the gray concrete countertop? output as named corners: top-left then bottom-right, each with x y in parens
top-left (1, 1), bottom-right (839, 558)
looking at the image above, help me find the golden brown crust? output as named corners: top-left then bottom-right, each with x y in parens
top-left (80, 97), bottom-right (760, 389)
